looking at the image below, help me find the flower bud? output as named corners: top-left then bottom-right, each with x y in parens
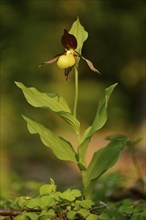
top-left (57, 55), bottom-right (75, 69)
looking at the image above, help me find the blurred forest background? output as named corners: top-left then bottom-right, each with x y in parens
top-left (1, 0), bottom-right (146, 199)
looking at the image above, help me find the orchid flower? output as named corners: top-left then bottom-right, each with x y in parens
top-left (39, 29), bottom-right (100, 80)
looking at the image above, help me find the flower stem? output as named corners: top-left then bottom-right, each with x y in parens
top-left (73, 67), bottom-right (79, 118)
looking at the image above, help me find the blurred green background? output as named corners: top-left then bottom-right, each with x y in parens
top-left (1, 0), bottom-right (145, 199)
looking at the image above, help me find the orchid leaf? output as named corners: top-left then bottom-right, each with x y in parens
top-left (23, 116), bottom-right (78, 164)
top-left (83, 137), bottom-right (129, 198)
top-left (69, 17), bottom-right (88, 54)
top-left (15, 82), bottom-right (80, 135)
top-left (78, 83), bottom-right (118, 168)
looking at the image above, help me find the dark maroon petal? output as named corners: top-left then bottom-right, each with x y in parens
top-left (74, 50), bottom-right (80, 57)
top-left (81, 56), bottom-right (101, 74)
top-left (61, 29), bottom-right (77, 50)
top-left (64, 67), bottom-right (73, 80)
top-left (38, 52), bottom-right (65, 68)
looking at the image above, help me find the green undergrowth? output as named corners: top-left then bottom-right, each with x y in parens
top-left (0, 177), bottom-right (146, 220)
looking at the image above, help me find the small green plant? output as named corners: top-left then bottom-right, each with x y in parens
top-left (15, 18), bottom-right (128, 200)
top-left (0, 179), bottom-right (99, 220)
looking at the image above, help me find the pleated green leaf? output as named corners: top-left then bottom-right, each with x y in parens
top-left (23, 116), bottom-right (78, 164)
top-left (78, 83), bottom-right (118, 167)
top-left (15, 82), bottom-right (80, 135)
top-left (83, 137), bottom-right (128, 198)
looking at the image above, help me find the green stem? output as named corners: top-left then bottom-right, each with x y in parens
top-left (73, 67), bottom-right (79, 118)
top-left (73, 67), bottom-right (89, 198)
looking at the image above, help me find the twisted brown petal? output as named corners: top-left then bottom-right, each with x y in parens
top-left (64, 67), bottom-right (73, 80)
top-left (81, 56), bottom-right (101, 74)
top-left (39, 52), bottom-right (65, 68)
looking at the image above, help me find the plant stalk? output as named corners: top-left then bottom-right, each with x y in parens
top-left (73, 67), bottom-right (79, 118)
top-left (73, 67), bottom-right (90, 199)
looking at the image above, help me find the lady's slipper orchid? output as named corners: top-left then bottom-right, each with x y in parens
top-left (39, 29), bottom-right (100, 80)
